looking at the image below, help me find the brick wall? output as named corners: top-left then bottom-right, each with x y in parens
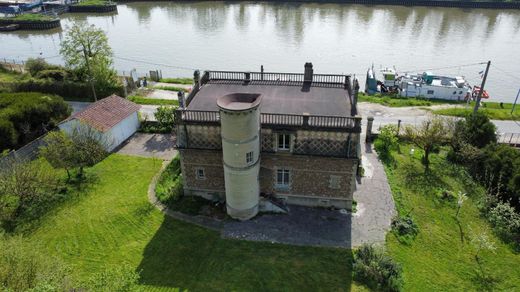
top-left (180, 149), bottom-right (358, 203)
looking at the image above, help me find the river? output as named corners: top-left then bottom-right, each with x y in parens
top-left (1, 1), bottom-right (520, 102)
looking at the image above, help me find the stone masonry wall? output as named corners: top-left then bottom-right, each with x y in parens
top-left (260, 153), bottom-right (357, 200)
top-left (180, 149), bottom-right (358, 202)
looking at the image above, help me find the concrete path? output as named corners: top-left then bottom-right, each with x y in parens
top-left (358, 102), bottom-right (520, 134)
top-left (151, 82), bottom-right (192, 90)
top-left (351, 138), bottom-right (396, 247)
top-left (145, 89), bottom-right (179, 100)
top-left (116, 133), bottom-right (176, 160)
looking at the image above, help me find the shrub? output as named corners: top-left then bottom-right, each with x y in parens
top-left (392, 215), bottom-right (419, 238)
top-left (375, 125), bottom-right (398, 159)
top-left (353, 244), bottom-right (403, 292)
top-left (155, 156), bottom-right (183, 205)
top-left (0, 235), bottom-right (71, 291)
top-left (0, 159), bottom-right (65, 231)
top-left (0, 92), bottom-right (70, 151)
top-left (154, 106), bottom-right (177, 132)
top-left (453, 112), bottom-right (496, 149)
top-left (35, 69), bottom-right (69, 81)
top-left (488, 202), bottom-right (520, 245)
top-left (79, 265), bottom-right (142, 292)
top-left (25, 58), bottom-right (54, 76)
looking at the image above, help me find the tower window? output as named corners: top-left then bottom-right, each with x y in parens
top-left (196, 168), bottom-right (205, 180)
top-left (246, 151), bottom-right (253, 164)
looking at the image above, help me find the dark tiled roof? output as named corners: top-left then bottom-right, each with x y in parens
top-left (187, 81), bottom-right (353, 117)
top-left (70, 95), bottom-right (140, 132)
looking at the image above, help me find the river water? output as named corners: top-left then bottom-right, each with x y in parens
top-left (1, 2), bottom-right (520, 102)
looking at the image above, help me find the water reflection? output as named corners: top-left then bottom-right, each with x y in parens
top-left (1, 2), bottom-right (519, 100)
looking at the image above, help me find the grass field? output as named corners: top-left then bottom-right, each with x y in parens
top-left (383, 144), bottom-right (520, 291)
top-left (358, 93), bottom-right (463, 107)
top-left (433, 103), bottom-right (520, 121)
top-left (153, 85), bottom-right (190, 93)
top-left (12, 155), bottom-right (359, 291)
top-left (128, 95), bottom-right (179, 106)
top-left (159, 78), bottom-right (192, 85)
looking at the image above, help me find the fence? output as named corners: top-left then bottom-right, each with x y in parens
top-left (206, 70), bottom-right (350, 87)
top-left (0, 132), bottom-right (48, 168)
top-left (175, 109), bottom-right (362, 131)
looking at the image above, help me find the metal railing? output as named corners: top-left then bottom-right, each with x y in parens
top-left (175, 109), bottom-right (361, 131)
top-left (205, 70), bottom-right (349, 86)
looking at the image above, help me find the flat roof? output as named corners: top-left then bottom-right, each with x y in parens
top-left (187, 81), bottom-right (353, 117)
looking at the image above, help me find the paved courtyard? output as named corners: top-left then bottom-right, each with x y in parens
top-left (221, 139), bottom-right (396, 248)
top-left (116, 133), bottom-right (176, 160)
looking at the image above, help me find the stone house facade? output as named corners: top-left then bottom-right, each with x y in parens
top-left (175, 64), bottom-right (362, 212)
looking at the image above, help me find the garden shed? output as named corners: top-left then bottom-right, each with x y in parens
top-left (59, 95), bottom-right (141, 152)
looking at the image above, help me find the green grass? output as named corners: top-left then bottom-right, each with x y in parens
top-left (9, 154), bottom-right (359, 291)
top-left (76, 0), bottom-right (110, 6)
top-left (358, 92), bottom-right (464, 107)
top-left (0, 14), bottom-right (56, 22)
top-left (383, 144), bottom-right (520, 291)
top-left (153, 85), bottom-right (189, 93)
top-left (433, 105), bottom-right (520, 121)
top-left (159, 78), bottom-right (192, 85)
top-left (0, 67), bottom-right (24, 83)
top-left (128, 95), bottom-right (179, 106)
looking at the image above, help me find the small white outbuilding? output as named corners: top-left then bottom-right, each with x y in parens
top-left (59, 95), bottom-right (141, 152)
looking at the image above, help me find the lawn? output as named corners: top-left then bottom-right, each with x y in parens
top-left (15, 154), bottom-right (357, 291)
top-left (153, 85), bottom-right (190, 93)
top-left (358, 93), bottom-right (463, 107)
top-left (76, 0), bottom-right (111, 6)
top-left (0, 67), bottom-right (25, 82)
top-left (433, 104), bottom-right (520, 121)
top-left (159, 78), bottom-right (192, 85)
top-left (383, 144), bottom-right (520, 291)
top-left (128, 95), bottom-right (179, 106)
top-left (0, 13), bottom-right (56, 22)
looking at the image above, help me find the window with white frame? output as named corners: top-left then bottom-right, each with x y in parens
top-left (276, 168), bottom-right (290, 188)
top-left (277, 133), bottom-right (290, 150)
top-left (196, 168), bottom-right (205, 180)
top-left (246, 151), bottom-right (253, 164)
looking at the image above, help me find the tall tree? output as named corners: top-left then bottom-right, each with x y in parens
top-left (404, 116), bottom-right (449, 170)
top-left (60, 23), bottom-right (117, 101)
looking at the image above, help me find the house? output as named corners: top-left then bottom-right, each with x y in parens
top-left (174, 63), bottom-right (362, 220)
top-left (59, 95), bottom-right (141, 152)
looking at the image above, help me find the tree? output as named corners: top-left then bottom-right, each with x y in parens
top-left (374, 124), bottom-right (398, 160)
top-left (40, 131), bottom-right (74, 180)
top-left (455, 112), bottom-right (496, 149)
top-left (0, 159), bottom-right (62, 230)
top-left (154, 106), bottom-right (177, 132)
top-left (403, 116), bottom-right (448, 170)
top-left (40, 126), bottom-right (108, 179)
top-left (60, 23), bottom-right (117, 101)
top-left (68, 125), bottom-right (109, 177)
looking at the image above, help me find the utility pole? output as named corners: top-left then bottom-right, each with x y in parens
top-left (473, 60), bottom-right (491, 114)
top-left (82, 48), bottom-right (97, 102)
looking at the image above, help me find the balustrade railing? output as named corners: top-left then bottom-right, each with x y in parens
top-left (205, 70), bottom-right (349, 85)
top-left (175, 109), bottom-right (361, 131)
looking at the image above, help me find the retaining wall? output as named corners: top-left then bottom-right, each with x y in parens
top-left (68, 4), bottom-right (117, 12)
top-left (0, 18), bottom-right (60, 30)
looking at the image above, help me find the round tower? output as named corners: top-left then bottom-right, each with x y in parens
top-left (217, 93), bottom-right (262, 220)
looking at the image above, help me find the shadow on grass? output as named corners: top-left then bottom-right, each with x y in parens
top-left (137, 216), bottom-right (354, 291)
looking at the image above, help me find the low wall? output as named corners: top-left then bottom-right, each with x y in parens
top-left (68, 4), bottom-right (117, 12)
top-left (0, 18), bottom-right (61, 30)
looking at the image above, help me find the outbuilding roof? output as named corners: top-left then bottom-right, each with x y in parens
top-left (68, 95), bottom-right (140, 132)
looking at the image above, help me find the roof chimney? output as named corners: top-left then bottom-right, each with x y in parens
top-left (304, 62), bottom-right (313, 84)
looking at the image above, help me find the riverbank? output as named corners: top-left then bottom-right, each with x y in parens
top-left (114, 0), bottom-right (520, 9)
top-left (0, 14), bottom-right (60, 30)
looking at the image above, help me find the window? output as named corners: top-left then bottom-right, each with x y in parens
top-left (246, 151), bottom-right (253, 164)
top-left (278, 134), bottom-right (290, 150)
top-left (427, 90), bottom-right (434, 95)
top-left (329, 175), bottom-right (341, 189)
top-left (276, 168), bottom-right (290, 187)
top-left (196, 168), bottom-right (205, 180)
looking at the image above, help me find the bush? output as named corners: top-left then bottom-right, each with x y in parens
top-left (25, 58), bottom-right (55, 76)
top-left (35, 69), bottom-right (69, 81)
top-left (0, 160), bottom-right (66, 231)
top-left (0, 235), bottom-right (72, 291)
top-left (375, 125), bottom-right (398, 155)
top-left (392, 215), bottom-right (419, 238)
top-left (353, 244), bottom-right (403, 292)
top-left (154, 106), bottom-right (177, 132)
top-left (488, 202), bottom-right (520, 246)
top-left (454, 112), bottom-right (497, 149)
top-left (79, 265), bottom-right (142, 292)
top-left (155, 156), bottom-right (183, 205)
top-left (0, 92), bottom-right (70, 151)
